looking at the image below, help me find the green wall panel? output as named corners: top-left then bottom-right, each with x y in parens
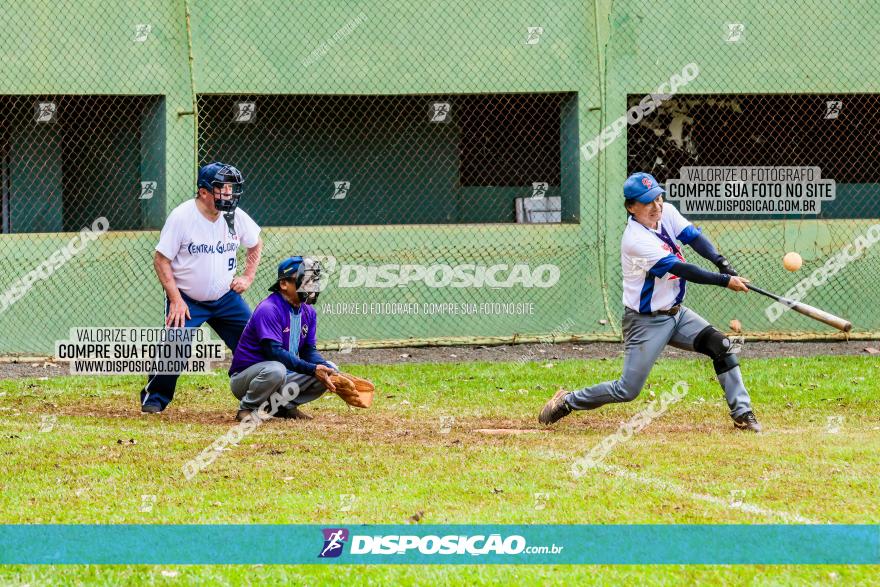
top-left (0, 0), bottom-right (878, 354)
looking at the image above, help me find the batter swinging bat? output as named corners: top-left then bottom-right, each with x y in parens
top-left (748, 284), bottom-right (852, 332)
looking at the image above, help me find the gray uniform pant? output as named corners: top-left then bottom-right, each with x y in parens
top-left (230, 361), bottom-right (328, 411)
top-left (566, 306), bottom-right (752, 418)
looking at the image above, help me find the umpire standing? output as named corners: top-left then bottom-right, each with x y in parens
top-left (140, 162), bottom-right (263, 413)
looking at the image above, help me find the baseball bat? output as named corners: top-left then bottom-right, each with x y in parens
top-left (747, 284), bottom-right (852, 332)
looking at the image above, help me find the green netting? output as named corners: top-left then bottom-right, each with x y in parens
top-left (0, 1), bottom-right (878, 355)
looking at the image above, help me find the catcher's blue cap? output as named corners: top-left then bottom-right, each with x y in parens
top-left (624, 172), bottom-right (665, 203)
top-left (269, 256), bottom-right (304, 292)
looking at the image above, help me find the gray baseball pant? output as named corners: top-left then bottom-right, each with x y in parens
top-left (566, 306), bottom-right (752, 418)
top-left (230, 361), bottom-right (328, 411)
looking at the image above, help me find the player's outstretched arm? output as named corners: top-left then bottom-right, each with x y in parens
top-left (667, 261), bottom-right (749, 291)
top-left (687, 233), bottom-right (738, 275)
top-left (667, 261), bottom-right (731, 287)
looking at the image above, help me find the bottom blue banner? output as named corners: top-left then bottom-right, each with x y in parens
top-left (0, 525), bottom-right (876, 565)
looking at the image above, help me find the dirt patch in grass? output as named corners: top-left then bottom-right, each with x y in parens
top-left (473, 428), bottom-right (543, 435)
top-left (24, 397), bottom-right (769, 441)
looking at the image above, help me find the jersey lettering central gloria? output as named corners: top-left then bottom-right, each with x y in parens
top-left (156, 199), bottom-right (261, 302)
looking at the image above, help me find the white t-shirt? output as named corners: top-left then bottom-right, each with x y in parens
top-left (156, 200), bottom-right (261, 302)
top-left (621, 202), bottom-right (701, 313)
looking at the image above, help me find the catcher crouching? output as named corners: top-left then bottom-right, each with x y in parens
top-left (228, 256), bottom-right (373, 421)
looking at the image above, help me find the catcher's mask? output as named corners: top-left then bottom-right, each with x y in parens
top-left (269, 256), bottom-right (324, 304)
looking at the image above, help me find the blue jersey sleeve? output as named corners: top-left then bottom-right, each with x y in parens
top-left (648, 254), bottom-right (680, 278)
top-left (676, 224), bottom-right (702, 245)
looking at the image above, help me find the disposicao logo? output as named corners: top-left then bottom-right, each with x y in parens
top-left (349, 534), bottom-right (527, 555)
top-left (319, 528), bottom-right (349, 558)
top-left (318, 531), bottom-right (562, 558)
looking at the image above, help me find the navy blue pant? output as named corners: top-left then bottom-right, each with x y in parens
top-left (140, 290), bottom-right (251, 411)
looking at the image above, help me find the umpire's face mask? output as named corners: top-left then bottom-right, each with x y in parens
top-left (212, 183), bottom-right (242, 213)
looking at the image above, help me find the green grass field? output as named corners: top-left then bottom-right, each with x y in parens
top-left (1, 354), bottom-right (878, 585)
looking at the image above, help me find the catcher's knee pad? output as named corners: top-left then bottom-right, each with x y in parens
top-left (693, 326), bottom-right (739, 375)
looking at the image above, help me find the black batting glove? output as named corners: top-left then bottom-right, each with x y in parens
top-left (714, 256), bottom-right (738, 276)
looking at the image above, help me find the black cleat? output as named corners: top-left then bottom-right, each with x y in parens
top-left (235, 409), bottom-right (253, 422)
top-left (141, 404), bottom-right (162, 414)
top-left (733, 411), bottom-right (762, 433)
top-left (275, 405), bottom-right (313, 420)
top-left (539, 389), bottom-right (572, 425)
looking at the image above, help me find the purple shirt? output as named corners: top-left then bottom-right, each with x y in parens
top-left (230, 292), bottom-right (317, 374)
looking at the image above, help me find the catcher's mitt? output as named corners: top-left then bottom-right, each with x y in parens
top-left (328, 373), bottom-right (374, 408)
top-left (340, 373), bottom-right (375, 393)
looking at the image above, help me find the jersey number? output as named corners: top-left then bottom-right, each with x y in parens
top-left (228, 258), bottom-right (236, 271)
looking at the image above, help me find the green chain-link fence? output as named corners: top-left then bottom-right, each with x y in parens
top-left (1, 1), bottom-right (878, 355)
